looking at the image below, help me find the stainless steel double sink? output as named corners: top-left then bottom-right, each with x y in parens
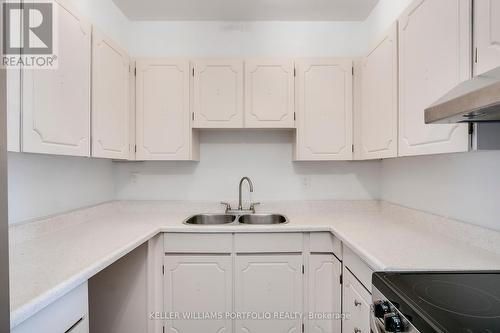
top-left (184, 213), bottom-right (288, 225)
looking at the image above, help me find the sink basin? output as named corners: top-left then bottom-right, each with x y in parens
top-left (184, 214), bottom-right (237, 225)
top-left (238, 214), bottom-right (288, 225)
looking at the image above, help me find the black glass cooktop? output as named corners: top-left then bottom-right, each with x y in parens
top-left (373, 272), bottom-right (500, 333)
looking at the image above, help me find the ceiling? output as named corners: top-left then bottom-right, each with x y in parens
top-left (112, 0), bottom-right (380, 21)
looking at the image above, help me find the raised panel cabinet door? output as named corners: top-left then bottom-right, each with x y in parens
top-left (398, 0), bottom-right (471, 157)
top-left (295, 59), bottom-right (353, 161)
top-left (164, 256), bottom-right (233, 333)
top-left (193, 60), bottom-right (244, 128)
top-left (356, 23), bottom-right (398, 160)
top-left (235, 255), bottom-right (303, 333)
top-left (308, 254), bottom-right (342, 333)
top-left (342, 269), bottom-right (371, 333)
top-left (474, 0), bottom-right (500, 76)
top-left (136, 59), bottom-right (192, 160)
top-left (91, 28), bottom-right (130, 159)
top-left (22, 0), bottom-right (91, 156)
top-left (244, 60), bottom-right (295, 128)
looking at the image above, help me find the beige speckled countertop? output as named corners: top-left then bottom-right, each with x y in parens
top-left (8, 200), bottom-right (500, 328)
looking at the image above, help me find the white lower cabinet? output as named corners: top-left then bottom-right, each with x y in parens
top-left (235, 255), bottom-right (304, 333)
top-left (308, 254), bottom-right (342, 333)
top-left (161, 232), bottom-right (347, 333)
top-left (163, 255), bottom-right (233, 333)
top-left (12, 282), bottom-right (89, 333)
top-left (342, 268), bottom-right (371, 333)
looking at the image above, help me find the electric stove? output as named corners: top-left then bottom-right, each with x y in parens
top-left (371, 272), bottom-right (500, 333)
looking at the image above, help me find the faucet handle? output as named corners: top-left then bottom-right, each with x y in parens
top-left (249, 202), bottom-right (261, 212)
top-left (220, 202), bottom-right (232, 213)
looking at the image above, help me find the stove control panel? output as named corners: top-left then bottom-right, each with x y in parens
top-left (371, 287), bottom-right (420, 333)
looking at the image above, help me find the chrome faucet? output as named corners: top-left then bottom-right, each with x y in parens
top-left (238, 177), bottom-right (253, 210)
top-left (221, 177), bottom-right (260, 214)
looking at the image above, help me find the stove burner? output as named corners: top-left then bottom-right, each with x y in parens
top-left (413, 280), bottom-right (500, 319)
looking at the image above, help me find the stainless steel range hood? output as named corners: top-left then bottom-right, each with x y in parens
top-left (425, 67), bottom-right (500, 124)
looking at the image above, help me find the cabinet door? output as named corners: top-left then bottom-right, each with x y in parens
top-left (193, 60), bottom-right (244, 128)
top-left (164, 256), bottom-right (233, 333)
top-left (355, 24), bottom-right (398, 160)
top-left (7, 68), bottom-right (21, 152)
top-left (91, 28), bottom-right (130, 159)
top-left (342, 269), bottom-right (371, 333)
top-left (308, 255), bottom-right (342, 333)
top-left (295, 59), bottom-right (353, 161)
top-left (235, 255), bottom-right (303, 333)
top-left (245, 60), bottom-right (295, 128)
top-left (22, 0), bottom-right (91, 156)
top-left (136, 59), bottom-right (193, 160)
top-left (474, 0), bottom-right (500, 76)
top-left (398, 0), bottom-right (470, 157)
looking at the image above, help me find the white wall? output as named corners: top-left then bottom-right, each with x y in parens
top-left (114, 131), bottom-right (381, 202)
top-left (8, 153), bottom-right (114, 224)
top-left (128, 21), bottom-right (367, 58)
top-left (381, 151), bottom-right (500, 231)
top-left (69, 0), bottom-right (131, 47)
top-left (360, 0), bottom-right (413, 50)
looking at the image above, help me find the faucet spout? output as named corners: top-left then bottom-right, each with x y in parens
top-left (238, 177), bottom-right (254, 210)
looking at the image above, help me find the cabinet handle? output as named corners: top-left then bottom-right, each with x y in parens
top-left (354, 328), bottom-right (361, 333)
top-left (354, 299), bottom-right (362, 307)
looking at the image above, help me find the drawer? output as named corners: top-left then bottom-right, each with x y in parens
top-left (164, 233), bottom-right (232, 253)
top-left (343, 268), bottom-right (371, 333)
top-left (343, 245), bottom-right (374, 291)
top-left (12, 282), bottom-right (89, 333)
top-left (234, 233), bottom-right (303, 253)
top-left (309, 232), bottom-right (342, 259)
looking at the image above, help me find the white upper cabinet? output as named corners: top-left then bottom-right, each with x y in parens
top-left (474, 0), bottom-right (500, 76)
top-left (136, 59), bottom-right (197, 160)
top-left (355, 23), bottom-right (398, 160)
top-left (244, 60), bottom-right (295, 128)
top-left (7, 69), bottom-right (21, 152)
top-left (91, 28), bottom-right (130, 160)
top-left (294, 59), bottom-right (353, 161)
top-left (192, 60), bottom-right (244, 128)
top-left (22, 0), bottom-right (91, 157)
top-left (398, 0), bottom-right (471, 157)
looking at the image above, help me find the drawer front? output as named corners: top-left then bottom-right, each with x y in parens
top-left (12, 282), bottom-right (89, 333)
top-left (343, 268), bottom-right (371, 333)
top-left (234, 233), bottom-right (303, 253)
top-left (164, 233), bottom-right (233, 253)
top-left (309, 232), bottom-right (342, 259)
top-left (343, 246), bottom-right (374, 291)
